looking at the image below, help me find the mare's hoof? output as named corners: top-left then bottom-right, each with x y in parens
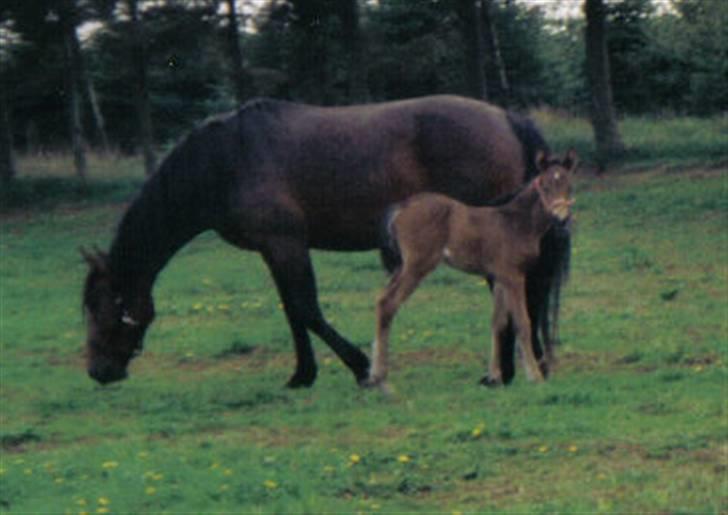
top-left (286, 369), bottom-right (317, 389)
top-left (350, 354), bottom-right (372, 385)
top-left (479, 375), bottom-right (504, 388)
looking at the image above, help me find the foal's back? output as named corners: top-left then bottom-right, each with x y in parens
top-left (391, 193), bottom-right (508, 276)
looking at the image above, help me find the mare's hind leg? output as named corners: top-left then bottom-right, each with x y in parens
top-left (366, 257), bottom-right (439, 387)
top-left (527, 273), bottom-right (552, 378)
top-left (261, 237), bottom-right (370, 387)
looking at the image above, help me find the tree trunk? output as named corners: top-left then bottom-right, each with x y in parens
top-left (0, 77), bottom-right (16, 184)
top-left (60, 1), bottom-right (88, 182)
top-left (224, 0), bottom-right (249, 104)
top-left (482, 0), bottom-right (510, 104)
top-left (65, 20), bottom-right (111, 155)
top-left (584, 0), bottom-right (625, 169)
top-left (457, 0), bottom-right (487, 100)
top-left (336, 0), bottom-right (369, 102)
top-left (127, 0), bottom-right (156, 175)
top-left (85, 77), bottom-right (110, 155)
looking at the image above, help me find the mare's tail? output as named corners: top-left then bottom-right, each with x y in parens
top-left (379, 206), bottom-right (403, 275)
top-left (534, 219), bottom-right (572, 350)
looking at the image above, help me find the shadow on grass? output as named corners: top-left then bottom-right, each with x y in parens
top-left (0, 176), bottom-right (143, 213)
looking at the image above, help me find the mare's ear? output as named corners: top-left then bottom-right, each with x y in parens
top-left (80, 246), bottom-right (109, 273)
top-left (563, 148), bottom-right (579, 173)
top-left (534, 150), bottom-right (550, 173)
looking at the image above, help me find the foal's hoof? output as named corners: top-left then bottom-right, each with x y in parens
top-left (286, 369), bottom-right (317, 389)
top-left (479, 375), bottom-right (504, 388)
top-left (538, 360), bottom-right (550, 379)
top-left (358, 375), bottom-right (383, 389)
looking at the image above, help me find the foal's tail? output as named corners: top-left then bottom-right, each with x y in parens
top-left (379, 206), bottom-right (403, 275)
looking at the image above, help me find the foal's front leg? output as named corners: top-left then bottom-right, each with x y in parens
top-left (481, 283), bottom-right (509, 387)
top-left (505, 278), bottom-right (546, 383)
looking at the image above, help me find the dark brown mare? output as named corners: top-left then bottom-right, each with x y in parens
top-left (81, 95), bottom-right (571, 387)
top-left (365, 150), bottom-right (577, 389)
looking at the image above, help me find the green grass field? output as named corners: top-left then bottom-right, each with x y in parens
top-left (1, 118), bottom-right (727, 513)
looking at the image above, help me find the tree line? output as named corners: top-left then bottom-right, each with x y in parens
top-left (1, 0), bottom-right (726, 182)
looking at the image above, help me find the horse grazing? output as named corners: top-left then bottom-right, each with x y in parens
top-left (81, 95), bottom-right (571, 388)
top-left (365, 150), bottom-right (577, 389)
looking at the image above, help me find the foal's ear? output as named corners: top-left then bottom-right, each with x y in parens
top-left (80, 246), bottom-right (109, 273)
top-left (562, 148), bottom-right (579, 173)
top-left (535, 150), bottom-right (550, 173)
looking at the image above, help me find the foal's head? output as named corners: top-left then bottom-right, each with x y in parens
top-left (81, 250), bottom-right (154, 385)
top-left (533, 149), bottom-right (578, 221)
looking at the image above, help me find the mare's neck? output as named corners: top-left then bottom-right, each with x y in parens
top-left (108, 174), bottom-right (210, 300)
top-left (500, 183), bottom-right (554, 237)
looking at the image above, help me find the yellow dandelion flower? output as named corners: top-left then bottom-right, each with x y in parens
top-left (349, 454), bottom-right (361, 464)
top-left (210, 462), bottom-right (220, 470)
top-left (96, 508), bottom-right (110, 514)
top-left (101, 461), bottom-right (118, 470)
top-left (568, 445), bottom-right (578, 453)
top-left (145, 487), bottom-right (157, 496)
top-left (471, 423), bottom-right (486, 438)
top-left (397, 454), bottom-right (411, 463)
top-left (223, 468), bottom-right (233, 476)
top-left (192, 303), bottom-right (203, 311)
top-left (263, 479), bottom-right (278, 490)
top-left (97, 497), bottom-right (110, 506)
top-left (538, 445), bottom-right (549, 453)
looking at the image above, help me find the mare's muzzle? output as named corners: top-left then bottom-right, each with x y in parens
top-left (88, 354), bottom-right (129, 385)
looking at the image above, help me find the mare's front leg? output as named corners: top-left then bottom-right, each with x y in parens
top-left (261, 237), bottom-right (370, 387)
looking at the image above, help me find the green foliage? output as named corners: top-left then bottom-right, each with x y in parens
top-left (1, 145), bottom-right (726, 511)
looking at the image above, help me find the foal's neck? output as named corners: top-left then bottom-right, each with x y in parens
top-left (500, 182), bottom-right (555, 237)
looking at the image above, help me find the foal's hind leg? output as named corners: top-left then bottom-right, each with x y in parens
top-left (261, 237), bottom-right (370, 387)
top-left (366, 258), bottom-right (439, 387)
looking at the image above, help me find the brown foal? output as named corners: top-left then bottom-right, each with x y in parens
top-left (365, 150), bottom-right (578, 389)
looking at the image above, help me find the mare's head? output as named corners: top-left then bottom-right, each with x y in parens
top-left (534, 149), bottom-right (578, 221)
top-left (81, 250), bottom-right (154, 385)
